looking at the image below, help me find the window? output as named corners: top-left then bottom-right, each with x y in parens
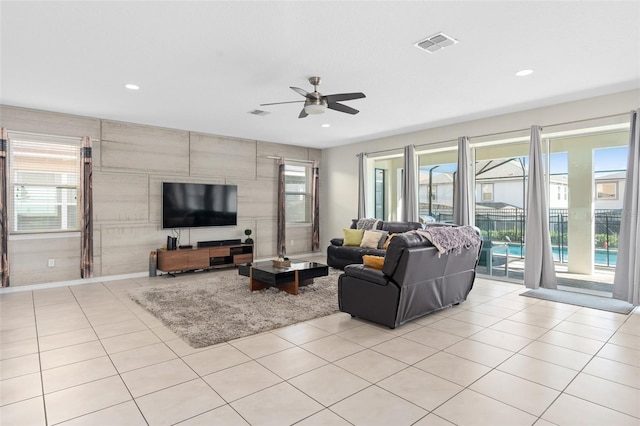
top-left (481, 183), bottom-right (494, 201)
top-left (9, 136), bottom-right (80, 233)
top-left (284, 163), bottom-right (311, 224)
top-left (557, 185), bottom-right (561, 200)
top-left (374, 168), bottom-right (385, 220)
top-left (431, 185), bottom-right (438, 202)
top-left (596, 181), bottom-right (617, 200)
top-left (418, 150), bottom-right (457, 221)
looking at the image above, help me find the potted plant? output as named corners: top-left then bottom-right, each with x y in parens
top-left (244, 229), bottom-right (254, 244)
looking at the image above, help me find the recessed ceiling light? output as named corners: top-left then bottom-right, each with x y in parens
top-left (125, 83), bottom-right (140, 90)
top-left (515, 69), bottom-right (533, 77)
top-left (321, 124), bottom-right (331, 128)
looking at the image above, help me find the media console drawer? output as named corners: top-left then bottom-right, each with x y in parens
top-left (156, 244), bottom-right (253, 274)
top-left (233, 253), bottom-right (253, 264)
top-left (209, 247), bottom-right (231, 257)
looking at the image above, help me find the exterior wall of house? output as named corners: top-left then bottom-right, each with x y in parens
top-left (474, 179), bottom-right (524, 208)
top-left (594, 178), bottom-right (626, 210)
top-left (2, 105), bottom-right (320, 286)
top-left (549, 182), bottom-right (569, 209)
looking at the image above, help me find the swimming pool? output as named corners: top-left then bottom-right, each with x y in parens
top-left (491, 244), bottom-right (617, 267)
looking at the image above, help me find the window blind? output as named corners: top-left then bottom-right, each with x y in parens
top-left (9, 137), bottom-right (80, 233)
top-left (284, 163), bottom-right (311, 224)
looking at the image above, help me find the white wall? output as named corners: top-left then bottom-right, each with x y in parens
top-left (321, 89), bottom-right (640, 250)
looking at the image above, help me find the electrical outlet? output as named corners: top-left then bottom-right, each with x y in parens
top-left (48, 259), bottom-right (55, 267)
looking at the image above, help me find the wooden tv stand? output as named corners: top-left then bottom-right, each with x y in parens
top-left (156, 244), bottom-right (253, 274)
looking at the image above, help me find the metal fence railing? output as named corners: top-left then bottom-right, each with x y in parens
top-left (419, 206), bottom-right (621, 267)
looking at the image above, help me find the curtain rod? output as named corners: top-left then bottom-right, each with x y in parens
top-left (6, 129), bottom-right (99, 143)
top-left (266, 155), bottom-right (316, 164)
top-left (469, 111), bottom-right (629, 140)
top-left (359, 111), bottom-right (630, 157)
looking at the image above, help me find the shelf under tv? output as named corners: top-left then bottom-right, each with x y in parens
top-left (156, 244), bottom-right (253, 275)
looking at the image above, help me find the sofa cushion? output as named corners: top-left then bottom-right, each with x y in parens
top-left (360, 230), bottom-right (385, 249)
top-left (382, 233), bottom-right (396, 249)
top-left (362, 255), bottom-right (385, 270)
top-left (380, 221), bottom-right (422, 233)
top-left (356, 218), bottom-right (380, 230)
top-left (330, 238), bottom-right (344, 246)
top-left (376, 230), bottom-right (389, 248)
top-left (343, 229), bottom-right (365, 246)
top-left (350, 219), bottom-right (384, 230)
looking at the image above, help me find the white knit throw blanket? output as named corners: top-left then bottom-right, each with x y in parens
top-left (415, 226), bottom-right (481, 255)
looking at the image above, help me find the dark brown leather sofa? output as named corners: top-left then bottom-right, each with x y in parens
top-left (338, 226), bottom-right (482, 328)
top-left (326, 220), bottom-right (423, 269)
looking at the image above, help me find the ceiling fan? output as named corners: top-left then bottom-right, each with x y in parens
top-left (260, 76), bottom-right (366, 118)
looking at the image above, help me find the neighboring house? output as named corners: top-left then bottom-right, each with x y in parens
top-left (419, 159), bottom-right (571, 210)
top-left (594, 171), bottom-right (626, 210)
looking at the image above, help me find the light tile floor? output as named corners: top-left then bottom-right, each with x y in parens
top-left (1, 261), bottom-right (639, 426)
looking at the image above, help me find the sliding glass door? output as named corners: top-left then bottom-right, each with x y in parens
top-left (473, 141), bottom-right (530, 280)
top-left (548, 131), bottom-right (628, 294)
top-left (418, 149), bottom-right (457, 223)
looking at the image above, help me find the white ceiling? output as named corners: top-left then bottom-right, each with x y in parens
top-left (1, 1), bottom-right (639, 149)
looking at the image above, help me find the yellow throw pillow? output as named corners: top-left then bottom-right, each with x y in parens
top-left (360, 230), bottom-right (383, 249)
top-left (363, 255), bottom-right (385, 270)
top-left (382, 233), bottom-right (396, 249)
top-left (343, 228), bottom-right (365, 246)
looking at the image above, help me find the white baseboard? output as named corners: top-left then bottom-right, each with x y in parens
top-left (0, 271), bottom-right (149, 294)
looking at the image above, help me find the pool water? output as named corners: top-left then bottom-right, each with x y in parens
top-left (491, 243), bottom-right (617, 267)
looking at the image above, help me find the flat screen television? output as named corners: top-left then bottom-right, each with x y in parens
top-left (162, 182), bottom-right (238, 229)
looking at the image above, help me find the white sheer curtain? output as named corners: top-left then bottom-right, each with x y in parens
top-left (357, 152), bottom-right (367, 219)
top-left (613, 109), bottom-right (640, 305)
top-left (453, 136), bottom-right (472, 226)
top-left (524, 125), bottom-right (557, 289)
top-left (401, 145), bottom-right (418, 222)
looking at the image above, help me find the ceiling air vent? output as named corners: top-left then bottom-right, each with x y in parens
top-left (249, 109), bottom-right (270, 116)
top-left (415, 32), bottom-right (458, 53)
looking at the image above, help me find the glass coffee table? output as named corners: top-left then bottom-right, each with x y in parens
top-left (238, 260), bottom-right (329, 295)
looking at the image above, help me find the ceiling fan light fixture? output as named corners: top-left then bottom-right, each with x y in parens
top-left (304, 97), bottom-right (327, 115)
top-left (304, 104), bottom-right (326, 114)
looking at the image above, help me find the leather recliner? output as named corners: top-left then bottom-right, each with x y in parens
top-left (338, 226), bottom-right (483, 328)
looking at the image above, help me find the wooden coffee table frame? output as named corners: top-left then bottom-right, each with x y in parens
top-left (238, 260), bottom-right (329, 295)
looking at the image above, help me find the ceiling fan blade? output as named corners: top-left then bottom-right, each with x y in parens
top-left (298, 108), bottom-right (308, 118)
top-left (327, 102), bottom-right (359, 115)
top-left (324, 92), bottom-right (366, 103)
top-left (260, 100), bottom-right (305, 106)
top-left (290, 87), bottom-right (311, 98)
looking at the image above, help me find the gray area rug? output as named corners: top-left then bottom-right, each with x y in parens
top-left (520, 288), bottom-right (635, 314)
top-left (129, 268), bottom-right (343, 348)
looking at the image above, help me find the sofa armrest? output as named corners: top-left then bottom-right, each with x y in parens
top-left (330, 238), bottom-right (344, 246)
top-left (343, 264), bottom-right (389, 286)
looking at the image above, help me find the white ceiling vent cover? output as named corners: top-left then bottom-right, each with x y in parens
top-left (249, 109), bottom-right (270, 116)
top-left (415, 32), bottom-right (458, 53)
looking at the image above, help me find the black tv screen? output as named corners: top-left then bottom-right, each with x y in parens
top-left (162, 182), bottom-right (238, 229)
